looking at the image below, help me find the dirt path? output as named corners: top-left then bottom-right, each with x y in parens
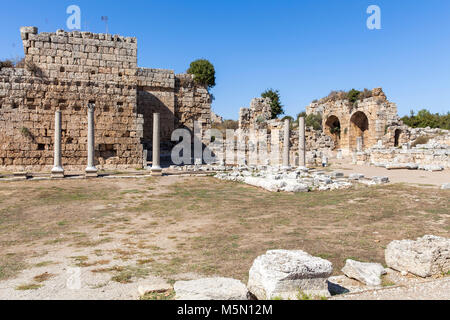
top-left (333, 163), bottom-right (450, 186)
top-left (331, 278), bottom-right (450, 300)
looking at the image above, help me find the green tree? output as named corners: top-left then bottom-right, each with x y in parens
top-left (305, 113), bottom-right (323, 131)
top-left (400, 109), bottom-right (450, 130)
top-left (187, 59), bottom-right (216, 89)
top-left (261, 89), bottom-right (284, 119)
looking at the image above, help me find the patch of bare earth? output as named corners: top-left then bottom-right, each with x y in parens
top-left (0, 176), bottom-right (448, 299)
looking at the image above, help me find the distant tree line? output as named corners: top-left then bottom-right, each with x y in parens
top-left (401, 110), bottom-right (450, 130)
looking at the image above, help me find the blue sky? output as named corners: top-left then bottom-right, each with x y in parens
top-left (1, 0), bottom-right (449, 119)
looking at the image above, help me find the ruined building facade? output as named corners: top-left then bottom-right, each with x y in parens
top-left (306, 88), bottom-right (399, 155)
top-left (0, 27), bottom-right (211, 171)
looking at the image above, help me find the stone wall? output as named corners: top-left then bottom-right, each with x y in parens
top-left (175, 74), bottom-right (212, 133)
top-left (0, 27), bottom-right (212, 172)
top-left (367, 128), bottom-right (450, 169)
top-left (0, 27), bottom-right (142, 171)
top-left (137, 68), bottom-right (175, 145)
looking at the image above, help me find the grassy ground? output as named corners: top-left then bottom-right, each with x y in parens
top-left (0, 176), bottom-right (448, 285)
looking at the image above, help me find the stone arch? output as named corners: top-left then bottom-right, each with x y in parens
top-left (349, 111), bottom-right (369, 151)
top-left (325, 115), bottom-right (341, 149)
top-left (394, 129), bottom-right (402, 147)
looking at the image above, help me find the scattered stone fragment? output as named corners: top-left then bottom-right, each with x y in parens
top-left (419, 165), bottom-right (444, 172)
top-left (349, 173), bottom-right (365, 180)
top-left (330, 171), bottom-right (344, 178)
top-left (174, 277), bottom-right (249, 300)
top-left (341, 259), bottom-right (387, 286)
top-left (385, 235), bottom-right (450, 278)
top-left (372, 176), bottom-right (389, 184)
top-left (247, 250), bottom-right (333, 300)
top-left (441, 183), bottom-right (450, 190)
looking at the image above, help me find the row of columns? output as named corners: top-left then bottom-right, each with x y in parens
top-left (50, 110), bottom-right (304, 176)
top-left (50, 106), bottom-right (162, 178)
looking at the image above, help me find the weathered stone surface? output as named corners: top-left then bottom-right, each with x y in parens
top-left (174, 277), bottom-right (249, 300)
top-left (341, 259), bottom-right (387, 286)
top-left (385, 235), bottom-right (450, 278)
top-left (349, 173), bottom-right (365, 180)
top-left (138, 277), bottom-right (172, 296)
top-left (441, 183), bottom-right (450, 190)
top-left (247, 250), bottom-right (333, 300)
top-left (0, 27), bottom-right (212, 172)
top-left (372, 176), bottom-right (389, 184)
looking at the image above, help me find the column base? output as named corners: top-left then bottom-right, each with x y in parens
top-left (85, 167), bottom-right (98, 178)
top-left (51, 167), bottom-right (65, 179)
top-left (151, 166), bottom-right (162, 176)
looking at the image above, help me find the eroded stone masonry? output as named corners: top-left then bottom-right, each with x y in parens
top-left (237, 88), bottom-right (449, 169)
top-left (0, 27), bottom-right (212, 171)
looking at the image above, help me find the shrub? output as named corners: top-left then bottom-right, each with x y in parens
top-left (401, 109), bottom-right (450, 130)
top-left (305, 113), bottom-right (323, 130)
top-left (187, 59), bottom-right (216, 89)
top-left (411, 135), bottom-right (431, 147)
top-left (347, 89), bottom-right (361, 104)
top-left (25, 60), bottom-right (43, 77)
top-left (0, 59), bottom-right (14, 70)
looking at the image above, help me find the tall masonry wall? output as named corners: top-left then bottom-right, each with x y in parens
top-left (0, 27), bottom-right (212, 171)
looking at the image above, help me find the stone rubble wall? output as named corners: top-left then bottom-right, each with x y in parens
top-left (366, 128), bottom-right (450, 169)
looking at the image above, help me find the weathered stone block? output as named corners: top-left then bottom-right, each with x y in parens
top-left (385, 235), bottom-right (450, 278)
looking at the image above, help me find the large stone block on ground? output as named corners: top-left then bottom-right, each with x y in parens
top-left (385, 235), bottom-right (450, 278)
top-left (341, 259), bottom-right (386, 286)
top-left (174, 277), bottom-right (249, 300)
top-left (247, 250), bottom-right (333, 300)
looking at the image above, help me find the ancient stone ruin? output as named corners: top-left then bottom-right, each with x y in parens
top-left (0, 27), bottom-right (212, 172)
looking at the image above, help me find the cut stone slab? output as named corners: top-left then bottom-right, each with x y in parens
top-left (341, 259), bottom-right (387, 286)
top-left (385, 235), bottom-right (450, 278)
top-left (174, 277), bottom-right (249, 300)
top-left (372, 176), bottom-right (389, 184)
top-left (330, 172), bottom-right (344, 178)
top-left (247, 250), bottom-right (333, 300)
top-left (441, 183), bottom-right (450, 190)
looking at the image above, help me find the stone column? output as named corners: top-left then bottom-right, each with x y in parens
top-left (298, 117), bottom-right (306, 167)
top-left (151, 113), bottom-right (162, 175)
top-left (356, 137), bottom-right (363, 152)
top-left (85, 103), bottom-right (98, 177)
top-left (51, 111), bottom-right (64, 178)
top-left (282, 119), bottom-right (290, 169)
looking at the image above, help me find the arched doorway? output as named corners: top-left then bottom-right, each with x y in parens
top-left (350, 111), bottom-right (369, 151)
top-left (394, 129), bottom-right (402, 147)
top-left (325, 115), bottom-right (341, 149)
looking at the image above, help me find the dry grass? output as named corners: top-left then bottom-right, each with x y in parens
top-left (0, 176), bottom-right (448, 284)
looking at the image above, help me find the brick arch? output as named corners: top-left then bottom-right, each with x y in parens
top-left (349, 111), bottom-right (369, 151)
